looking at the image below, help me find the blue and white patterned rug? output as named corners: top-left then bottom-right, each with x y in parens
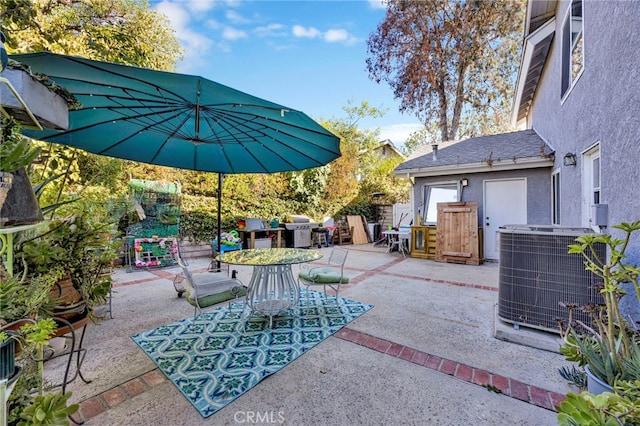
top-left (131, 289), bottom-right (373, 417)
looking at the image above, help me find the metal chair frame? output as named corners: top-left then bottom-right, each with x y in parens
top-left (298, 247), bottom-right (348, 308)
top-left (177, 258), bottom-right (245, 321)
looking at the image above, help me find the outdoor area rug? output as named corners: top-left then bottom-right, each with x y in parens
top-left (131, 289), bottom-right (373, 417)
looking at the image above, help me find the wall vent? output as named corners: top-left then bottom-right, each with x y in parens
top-left (498, 225), bottom-right (605, 334)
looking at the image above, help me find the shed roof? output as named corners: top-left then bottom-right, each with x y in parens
top-left (394, 129), bottom-right (554, 177)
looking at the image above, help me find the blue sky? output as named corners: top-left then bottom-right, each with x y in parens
top-left (153, 0), bottom-right (424, 147)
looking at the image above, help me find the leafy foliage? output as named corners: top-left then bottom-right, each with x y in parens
top-left (560, 221), bottom-right (640, 386)
top-left (366, 0), bottom-right (525, 142)
top-left (17, 391), bottom-right (79, 426)
top-left (336, 203), bottom-right (378, 223)
top-left (0, 117), bottom-right (41, 173)
top-left (3, 0), bottom-right (183, 70)
top-left (556, 388), bottom-right (640, 426)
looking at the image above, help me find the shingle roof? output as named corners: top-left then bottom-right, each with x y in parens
top-left (395, 129), bottom-right (553, 173)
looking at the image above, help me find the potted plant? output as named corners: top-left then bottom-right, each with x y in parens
top-left (0, 269), bottom-right (57, 328)
top-left (558, 221), bottom-right (640, 389)
top-left (1, 317), bottom-right (80, 425)
top-left (556, 221), bottom-right (640, 422)
top-left (17, 209), bottom-right (118, 322)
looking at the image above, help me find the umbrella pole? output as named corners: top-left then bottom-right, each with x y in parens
top-left (216, 173), bottom-right (222, 270)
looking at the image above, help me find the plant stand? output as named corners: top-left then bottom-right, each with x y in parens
top-left (45, 316), bottom-right (92, 394)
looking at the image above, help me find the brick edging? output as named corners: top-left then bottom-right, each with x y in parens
top-left (77, 328), bottom-right (565, 422)
top-left (77, 370), bottom-right (168, 422)
top-left (335, 328), bottom-right (565, 412)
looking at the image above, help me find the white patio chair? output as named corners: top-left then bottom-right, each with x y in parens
top-left (297, 247), bottom-right (349, 308)
top-left (177, 258), bottom-right (246, 322)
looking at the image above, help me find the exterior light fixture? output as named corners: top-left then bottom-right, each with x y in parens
top-left (563, 152), bottom-right (577, 167)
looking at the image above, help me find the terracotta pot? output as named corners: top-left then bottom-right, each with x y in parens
top-left (49, 273), bottom-right (83, 306)
top-left (52, 300), bottom-right (87, 322)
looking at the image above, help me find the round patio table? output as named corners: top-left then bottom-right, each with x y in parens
top-left (218, 248), bottom-right (322, 327)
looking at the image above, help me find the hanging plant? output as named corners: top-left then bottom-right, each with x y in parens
top-left (7, 60), bottom-right (83, 111)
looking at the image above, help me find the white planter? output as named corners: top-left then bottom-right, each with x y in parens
top-left (0, 68), bottom-right (69, 129)
top-left (585, 365), bottom-right (614, 395)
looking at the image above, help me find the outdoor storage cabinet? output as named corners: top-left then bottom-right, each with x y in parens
top-left (498, 225), bottom-right (604, 333)
top-left (435, 202), bottom-right (482, 265)
top-left (410, 226), bottom-right (437, 259)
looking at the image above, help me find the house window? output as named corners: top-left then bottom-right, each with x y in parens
top-left (552, 170), bottom-right (561, 225)
top-left (582, 144), bottom-right (600, 227)
top-left (561, 0), bottom-right (584, 98)
top-left (592, 155), bottom-right (600, 204)
top-left (422, 183), bottom-right (459, 224)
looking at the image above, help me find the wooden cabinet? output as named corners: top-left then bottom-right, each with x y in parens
top-left (435, 202), bottom-right (482, 265)
top-left (410, 226), bottom-right (437, 259)
top-left (133, 237), bottom-right (178, 268)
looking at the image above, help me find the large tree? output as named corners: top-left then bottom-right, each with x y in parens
top-left (1, 0), bottom-right (183, 69)
top-left (367, 0), bottom-right (525, 142)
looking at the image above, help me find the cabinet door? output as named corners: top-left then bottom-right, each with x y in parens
top-left (412, 228), bottom-right (425, 252)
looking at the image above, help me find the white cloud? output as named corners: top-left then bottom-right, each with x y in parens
top-left (368, 0), bottom-right (386, 10)
top-left (189, 1), bottom-right (218, 13)
top-left (205, 18), bottom-right (222, 31)
top-left (155, 1), bottom-right (190, 30)
top-left (292, 25), bottom-right (358, 45)
top-left (324, 29), bottom-right (349, 43)
top-left (292, 25), bottom-right (322, 39)
top-left (222, 26), bottom-right (247, 40)
top-left (226, 10), bottom-right (249, 24)
top-left (155, 1), bottom-right (214, 53)
top-left (255, 23), bottom-right (285, 37)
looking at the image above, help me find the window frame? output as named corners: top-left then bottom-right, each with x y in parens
top-left (581, 143), bottom-right (601, 229)
top-left (561, 0), bottom-right (584, 100)
top-left (552, 169), bottom-right (561, 225)
top-left (421, 181), bottom-right (461, 225)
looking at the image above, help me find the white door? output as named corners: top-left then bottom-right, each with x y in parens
top-left (483, 179), bottom-right (527, 260)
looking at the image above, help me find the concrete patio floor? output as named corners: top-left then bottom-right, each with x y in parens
top-left (42, 244), bottom-right (574, 425)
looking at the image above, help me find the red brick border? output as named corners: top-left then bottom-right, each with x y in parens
top-left (84, 256), bottom-right (554, 421)
top-left (77, 369), bottom-right (168, 422)
top-left (334, 328), bottom-right (565, 412)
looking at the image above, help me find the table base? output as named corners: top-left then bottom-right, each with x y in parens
top-left (247, 264), bottom-right (299, 327)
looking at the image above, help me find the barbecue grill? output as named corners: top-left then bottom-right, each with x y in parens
top-left (283, 215), bottom-right (318, 248)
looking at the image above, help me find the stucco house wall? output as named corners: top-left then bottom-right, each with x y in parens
top-left (413, 168), bottom-right (552, 227)
top-left (525, 1), bottom-right (640, 261)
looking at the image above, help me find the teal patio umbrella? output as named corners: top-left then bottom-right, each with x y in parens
top-left (12, 52), bottom-right (341, 261)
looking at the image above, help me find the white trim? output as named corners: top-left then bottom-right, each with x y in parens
top-left (560, 0), bottom-right (585, 103)
top-left (511, 18), bottom-right (556, 127)
top-left (552, 168), bottom-right (561, 225)
top-left (581, 141), bottom-right (600, 156)
top-left (581, 143), bottom-right (600, 229)
top-left (483, 177), bottom-right (528, 259)
top-left (394, 156), bottom-right (554, 178)
top-left (422, 182), bottom-right (460, 224)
